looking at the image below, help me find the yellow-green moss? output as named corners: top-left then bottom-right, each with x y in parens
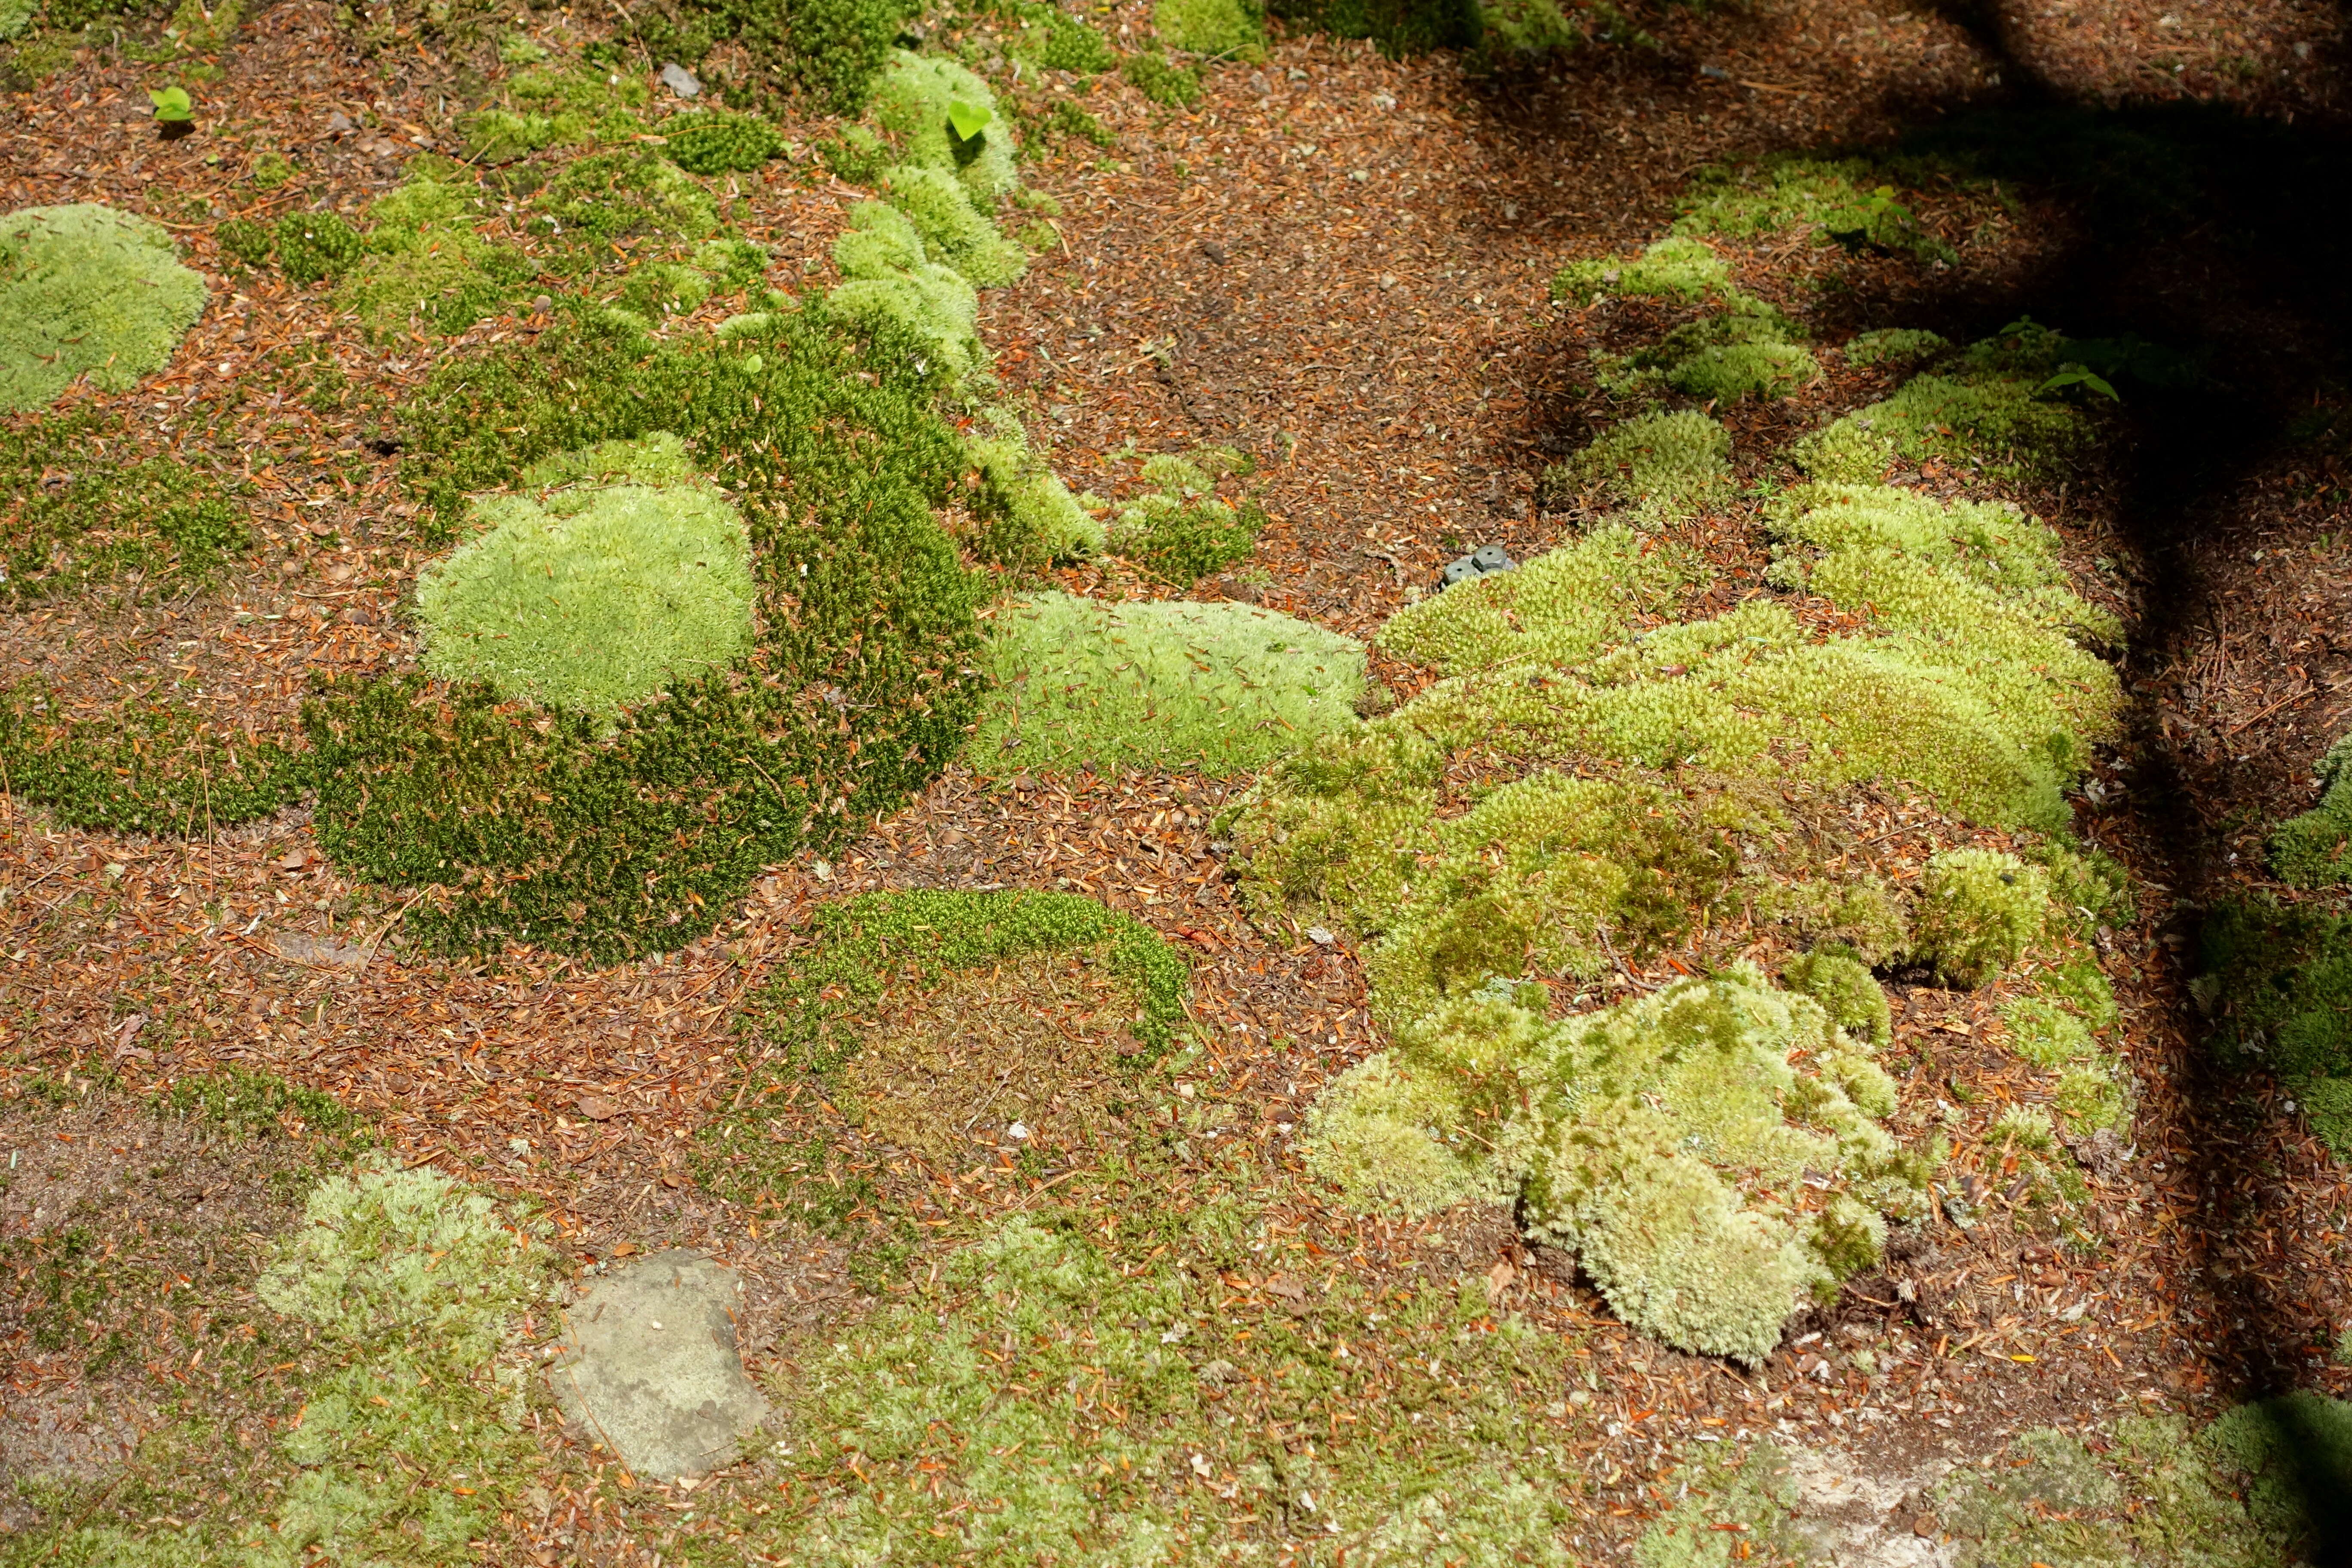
top-left (972, 592), bottom-right (1364, 776)
top-left (1785, 944), bottom-right (1892, 1047)
top-left (0, 204), bottom-right (207, 411)
top-left (1550, 410), bottom-right (1734, 523)
top-left (1914, 847), bottom-right (2049, 987)
top-left (1552, 235), bottom-right (1735, 308)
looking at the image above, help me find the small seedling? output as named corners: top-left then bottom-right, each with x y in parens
top-left (150, 86), bottom-right (193, 122)
top-left (946, 98), bottom-right (992, 142)
top-left (2038, 364), bottom-right (2121, 402)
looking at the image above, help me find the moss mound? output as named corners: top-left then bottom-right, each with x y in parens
top-left (0, 204), bottom-right (207, 411)
top-left (1672, 156), bottom-right (1957, 264)
top-left (416, 470), bottom-right (756, 724)
top-left (1550, 409), bottom-right (1733, 522)
top-left (2271, 732), bottom-right (2352, 886)
top-left (2200, 896), bottom-right (2352, 1158)
top-left (1913, 847), bottom-right (2049, 987)
top-left (973, 592), bottom-right (1366, 777)
top-left (1306, 968), bottom-right (1926, 1363)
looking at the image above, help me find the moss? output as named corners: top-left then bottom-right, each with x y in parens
top-left (533, 150), bottom-right (720, 253)
top-left (1672, 156), bottom-right (1957, 265)
top-left (753, 1200), bottom-right (1579, 1562)
top-left (272, 209), bottom-right (362, 284)
top-left (1107, 449), bottom-right (1265, 583)
top-left (658, 107), bottom-right (784, 175)
top-left (1746, 875), bottom-right (1912, 967)
top-left (1379, 522), bottom-right (1688, 674)
top-left (871, 50), bottom-right (1020, 203)
top-left (619, 258), bottom-right (715, 318)
top-left (215, 215), bottom-right (273, 268)
top-left (701, 889), bottom-right (1188, 1220)
top-left (0, 678), bottom-right (303, 834)
top-left (1264, 0), bottom-right (1482, 56)
top-left (251, 1158), bottom-right (556, 1565)
top-left (1310, 968), bottom-right (1923, 1363)
top-left (0, 409), bottom-right (249, 604)
top-left (2271, 731), bottom-right (2352, 886)
top-left (416, 473), bottom-right (756, 725)
top-left (1785, 943), bottom-right (1892, 1047)
top-left (0, 204), bottom-right (208, 411)
top-left (827, 199), bottom-right (986, 380)
top-left (1552, 235), bottom-right (1735, 308)
top-left (971, 592), bottom-right (1365, 776)
top-left (163, 1068), bottom-right (374, 1158)
top-left (1633, 1440), bottom-right (1801, 1568)
top-left (2198, 897), bottom-right (2352, 1158)
top-left (879, 161), bottom-right (1026, 286)
top-left (1794, 370), bottom-right (2096, 483)
top-left (1846, 326), bottom-right (1950, 366)
top-left (462, 55), bottom-right (651, 162)
top-left (1006, 4), bottom-right (1118, 73)
top-left (1153, 0), bottom-right (1266, 59)
top-left (1914, 847), bottom-right (2049, 987)
top-left (1123, 49), bottom-right (1203, 105)
top-left (310, 300), bottom-right (1003, 961)
top-left (965, 412), bottom-right (1102, 560)
top-left (818, 123), bottom-right (893, 185)
top-left (2003, 995), bottom-right (2097, 1069)
top-left (1549, 409), bottom-right (1733, 523)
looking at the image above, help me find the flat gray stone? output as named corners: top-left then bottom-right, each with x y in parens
top-left (659, 61), bottom-right (701, 97)
top-left (549, 1250), bottom-right (768, 1481)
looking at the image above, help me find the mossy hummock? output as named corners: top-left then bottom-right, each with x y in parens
top-left (0, 204), bottom-right (207, 411)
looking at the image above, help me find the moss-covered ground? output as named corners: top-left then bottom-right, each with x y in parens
top-left (5, 0), bottom-right (2352, 1561)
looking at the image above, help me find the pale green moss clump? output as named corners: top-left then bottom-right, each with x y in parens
top-left (1550, 410), bottom-right (1734, 522)
top-left (2270, 731), bottom-right (2352, 887)
top-left (1152, 0), bottom-right (1267, 59)
top-left (972, 592), bottom-right (1364, 775)
top-left (871, 51), bottom-right (1021, 202)
top-left (827, 200), bottom-right (986, 378)
top-left (339, 172), bottom-right (533, 341)
top-left (1380, 522), bottom-right (1690, 674)
top-left (1672, 157), bottom-right (1957, 265)
top-left (1552, 235), bottom-right (1735, 308)
top-left (1913, 847), bottom-right (2049, 987)
top-left (1785, 943), bottom-right (1892, 1047)
top-left (0, 204), bottom-right (208, 411)
top-left (1845, 327), bottom-right (1950, 367)
top-left (254, 1157), bottom-right (554, 1563)
top-left (967, 412), bottom-right (1102, 559)
top-left (1794, 358), bottom-right (2095, 482)
top-left (1306, 969), bottom-right (1928, 1363)
top-left (417, 439), bottom-right (756, 722)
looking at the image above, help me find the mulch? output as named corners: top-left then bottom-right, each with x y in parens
top-left (6, 0), bottom-right (2352, 1558)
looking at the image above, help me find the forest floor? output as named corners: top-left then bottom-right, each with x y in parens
top-left (4, 0), bottom-right (2352, 1561)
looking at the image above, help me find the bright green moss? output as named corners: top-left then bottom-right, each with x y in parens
top-left (1308, 968), bottom-right (1925, 1363)
top-left (334, 172), bottom-right (535, 340)
top-left (0, 679), bottom-right (303, 834)
top-left (1377, 523), bottom-right (1689, 674)
top-left (215, 214), bottom-right (273, 268)
top-left (1666, 339), bottom-right (1818, 402)
top-left (1550, 409), bottom-right (1733, 522)
top-left (1153, 0), bottom-right (1267, 58)
top-left (971, 592), bottom-right (1365, 776)
top-left (966, 413), bottom-right (1102, 560)
top-left (273, 209), bottom-right (363, 284)
top-left (416, 473), bottom-right (756, 724)
top-left (461, 55), bottom-right (650, 161)
top-left (532, 150), bottom-right (719, 252)
top-left (1794, 371), bottom-right (2095, 483)
top-left (1108, 449), bottom-right (1265, 583)
top-left (657, 107), bottom-right (783, 174)
top-left (871, 50), bottom-right (1020, 202)
top-left (0, 204), bottom-right (207, 411)
top-left (1552, 235), bottom-right (1734, 308)
top-left (1845, 327), bottom-right (1950, 366)
top-left (2003, 995), bottom-right (2096, 1069)
top-left (1914, 847), bottom-right (2049, 987)
top-left (1785, 943), bottom-right (1891, 1047)
top-left (2271, 732), bottom-right (2352, 886)
top-left (827, 200), bottom-right (986, 380)
top-left (1672, 157), bottom-right (1957, 264)
top-left (1123, 48), bottom-right (1202, 105)
top-left (879, 161), bottom-right (1025, 286)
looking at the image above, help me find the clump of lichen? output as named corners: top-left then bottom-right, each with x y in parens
top-left (972, 592), bottom-right (1364, 776)
top-left (1305, 968), bottom-right (1927, 1363)
top-left (0, 203), bottom-right (207, 410)
top-left (1913, 848), bottom-right (2049, 987)
top-left (415, 436), bottom-right (757, 724)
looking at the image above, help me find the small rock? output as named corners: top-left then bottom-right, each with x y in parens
top-left (659, 61), bottom-right (701, 97)
top-left (337, 605), bottom-right (374, 627)
top-left (325, 110), bottom-right (354, 134)
top-left (1440, 544), bottom-right (1515, 589)
top-left (550, 1251), bottom-right (769, 1482)
top-left (531, 293), bottom-right (553, 314)
top-left (1305, 925), bottom-right (1334, 946)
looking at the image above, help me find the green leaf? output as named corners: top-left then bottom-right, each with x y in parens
top-left (2037, 365), bottom-right (2120, 402)
top-left (149, 86), bottom-right (193, 120)
top-left (945, 98), bottom-right (992, 142)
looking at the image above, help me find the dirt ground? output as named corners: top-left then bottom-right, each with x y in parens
top-left (5, 0), bottom-right (2352, 1558)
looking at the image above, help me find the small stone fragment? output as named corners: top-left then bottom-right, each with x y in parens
top-left (659, 61), bottom-right (702, 97)
top-left (550, 1250), bottom-right (769, 1481)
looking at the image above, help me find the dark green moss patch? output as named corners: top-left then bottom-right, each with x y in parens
top-left (2199, 896), bottom-right (2352, 1157)
top-left (0, 680), bottom-right (303, 834)
top-left (0, 410), bottom-right (250, 605)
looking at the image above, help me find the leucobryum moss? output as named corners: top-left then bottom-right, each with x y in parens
top-left (1640, 1399), bottom-right (2352, 1568)
top-left (24, 1158), bottom-right (554, 1567)
top-left (1108, 447), bottom-right (1267, 583)
top-left (1307, 969), bottom-right (1928, 1363)
top-left (699, 889), bottom-right (1189, 1224)
top-left (2200, 897), bottom-right (2352, 1159)
top-left (2271, 731), bottom-right (2352, 887)
top-left (763, 1194), bottom-right (1583, 1564)
top-left (971, 592), bottom-right (1366, 777)
top-left (0, 204), bottom-right (207, 411)
top-left (416, 433), bottom-right (757, 724)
